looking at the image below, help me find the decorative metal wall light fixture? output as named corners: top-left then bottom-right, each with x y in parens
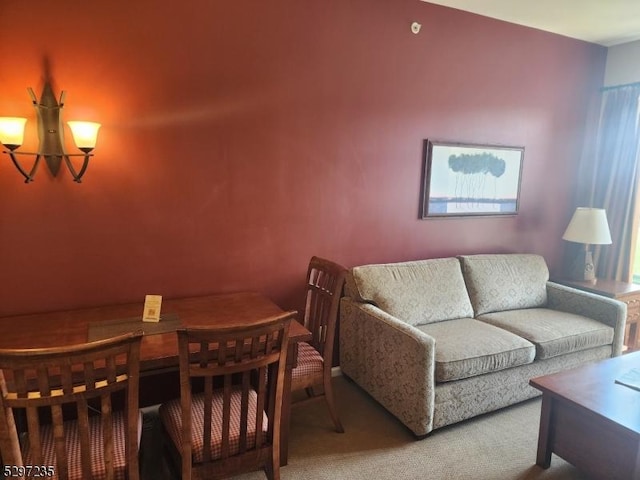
top-left (0, 82), bottom-right (101, 183)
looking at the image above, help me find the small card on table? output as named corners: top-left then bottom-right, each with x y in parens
top-left (142, 294), bottom-right (163, 323)
top-left (615, 367), bottom-right (640, 392)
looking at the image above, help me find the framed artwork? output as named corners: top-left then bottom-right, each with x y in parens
top-left (420, 140), bottom-right (524, 218)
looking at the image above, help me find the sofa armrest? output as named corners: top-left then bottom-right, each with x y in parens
top-left (339, 297), bottom-right (436, 436)
top-left (546, 281), bottom-right (627, 356)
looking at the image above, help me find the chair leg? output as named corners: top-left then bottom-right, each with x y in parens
top-left (323, 374), bottom-right (344, 433)
top-left (267, 446), bottom-right (280, 480)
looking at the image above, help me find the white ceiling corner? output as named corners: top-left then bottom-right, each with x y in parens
top-left (422, 0), bottom-right (640, 47)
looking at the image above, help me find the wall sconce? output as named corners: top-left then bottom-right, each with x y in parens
top-left (0, 82), bottom-right (100, 183)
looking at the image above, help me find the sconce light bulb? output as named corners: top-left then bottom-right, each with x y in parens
top-left (68, 121), bottom-right (101, 151)
top-left (0, 116), bottom-right (27, 149)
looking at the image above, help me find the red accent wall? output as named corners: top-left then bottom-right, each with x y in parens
top-left (0, 0), bottom-right (606, 316)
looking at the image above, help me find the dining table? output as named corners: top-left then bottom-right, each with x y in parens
top-left (0, 291), bottom-right (312, 466)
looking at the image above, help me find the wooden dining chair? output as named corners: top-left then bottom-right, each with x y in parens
top-left (291, 256), bottom-right (347, 433)
top-left (158, 311), bottom-right (294, 480)
top-left (0, 331), bottom-right (143, 480)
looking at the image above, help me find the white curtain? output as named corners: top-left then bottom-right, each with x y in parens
top-left (578, 84), bottom-right (640, 281)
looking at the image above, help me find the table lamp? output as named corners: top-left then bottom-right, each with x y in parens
top-left (562, 207), bottom-right (612, 282)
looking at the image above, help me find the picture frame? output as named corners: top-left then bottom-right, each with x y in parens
top-left (420, 140), bottom-right (524, 218)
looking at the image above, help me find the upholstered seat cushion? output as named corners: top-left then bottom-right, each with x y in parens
top-left (159, 387), bottom-right (268, 463)
top-left (417, 318), bottom-right (536, 382)
top-left (23, 410), bottom-right (142, 480)
top-left (477, 308), bottom-right (615, 359)
top-left (346, 258), bottom-right (474, 326)
top-left (292, 342), bottom-right (323, 380)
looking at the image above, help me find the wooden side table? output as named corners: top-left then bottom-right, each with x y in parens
top-left (552, 278), bottom-right (640, 353)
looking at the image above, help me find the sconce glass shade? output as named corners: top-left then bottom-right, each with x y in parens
top-left (562, 207), bottom-right (612, 245)
top-left (67, 121), bottom-right (101, 151)
top-left (0, 117), bottom-right (28, 149)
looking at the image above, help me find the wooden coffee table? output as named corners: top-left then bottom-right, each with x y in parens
top-left (530, 352), bottom-right (640, 479)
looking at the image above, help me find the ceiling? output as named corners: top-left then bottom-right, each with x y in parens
top-left (423, 0), bottom-right (640, 47)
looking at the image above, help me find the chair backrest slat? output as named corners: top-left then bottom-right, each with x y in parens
top-left (0, 373), bottom-right (22, 470)
top-left (203, 374), bottom-right (213, 463)
top-left (238, 370), bottom-right (250, 453)
top-left (221, 374), bottom-right (232, 459)
top-left (235, 340), bottom-right (244, 362)
top-left (51, 403), bottom-right (68, 479)
top-left (14, 369), bottom-right (27, 398)
top-left (84, 361), bottom-right (96, 390)
top-left (101, 392), bottom-right (115, 480)
top-left (106, 355), bottom-right (117, 384)
top-left (61, 363), bottom-right (74, 395)
top-left (77, 399), bottom-right (93, 479)
top-left (26, 406), bottom-right (43, 465)
top-left (36, 367), bottom-right (51, 397)
top-left (255, 364), bottom-right (267, 447)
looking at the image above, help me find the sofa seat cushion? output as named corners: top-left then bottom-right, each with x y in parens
top-left (417, 318), bottom-right (536, 382)
top-left (459, 254), bottom-right (549, 315)
top-left (346, 258), bottom-right (474, 326)
top-left (477, 308), bottom-right (614, 360)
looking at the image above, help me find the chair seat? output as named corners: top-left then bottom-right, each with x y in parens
top-left (23, 410), bottom-right (142, 480)
top-left (159, 387), bottom-right (268, 463)
top-left (292, 342), bottom-right (324, 381)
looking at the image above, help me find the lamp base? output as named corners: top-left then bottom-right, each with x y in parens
top-left (568, 249), bottom-right (596, 282)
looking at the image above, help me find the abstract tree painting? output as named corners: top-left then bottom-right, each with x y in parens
top-left (421, 140), bottom-right (524, 218)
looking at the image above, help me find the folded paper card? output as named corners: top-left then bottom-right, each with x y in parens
top-left (615, 367), bottom-right (640, 392)
top-left (143, 294), bottom-right (162, 322)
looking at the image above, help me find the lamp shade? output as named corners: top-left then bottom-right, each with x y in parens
top-left (67, 121), bottom-right (101, 150)
top-left (0, 117), bottom-right (27, 148)
top-left (562, 207), bottom-right (612, 245)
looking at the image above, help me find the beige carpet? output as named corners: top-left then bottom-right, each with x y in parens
top-left (234, 375), bottom-right (589, 480)
top-left (144, 374), bottom-right (590, 480)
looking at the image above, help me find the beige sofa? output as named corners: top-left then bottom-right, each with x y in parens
top-left (339, 254), bottom-right (626, 437)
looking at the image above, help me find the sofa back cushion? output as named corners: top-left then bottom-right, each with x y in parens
top-left (459, 254), bottom-right (549, 315)
top-left (345, 258), bottom-right (474, 326)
